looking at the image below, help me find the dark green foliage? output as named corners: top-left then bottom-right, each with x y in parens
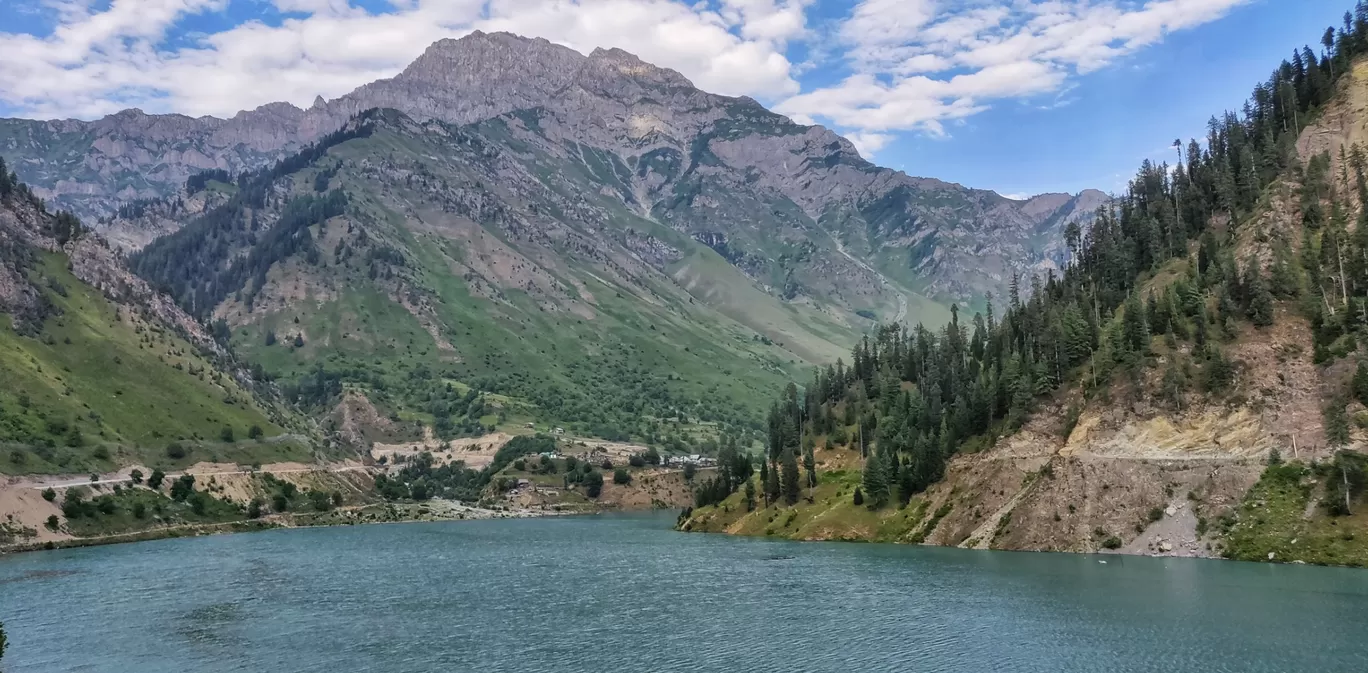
top-left (613, 467), bottom-right (631, 485)
top-left (1325, 400), bottom-right (1352, 448)
top-left (220, 426), bottom-right (236, 443)
top-left (1353, 361), bottom-right (1368, 407)
top-left (42, 487), bottom-right (56, 502)
top-left (1324, 451), bottom-right (1367, 515)
top-left (780, 448), bottom-right (800, 505)
top-left (169, 475), bottom-right (196, 501)
top-left (147, 469), bottom-right (165, 490)
top-left (186, 169), bottom-right (230, 195)
top-left (583, 469), bottom-right (604, 498)
top-left (852, 487), bottom-right (864, 506)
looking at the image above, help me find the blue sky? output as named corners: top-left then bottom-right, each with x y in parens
top-left (0, 0), bottom-right (1354, 197)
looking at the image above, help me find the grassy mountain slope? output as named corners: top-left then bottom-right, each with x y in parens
top-left (683, 16), bottom-right (1368, 566)
top-left (0, 165), bottom-right (309, 475)
top-left (127, 111), bottom-right (868, 445)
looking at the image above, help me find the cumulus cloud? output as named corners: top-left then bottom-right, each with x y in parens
top-left (781, 0), bottom-right (1252, 141)
top-left (0, 0), bottom-right (806, 118)
top-left (0, 0), bottom-right (1249, 160)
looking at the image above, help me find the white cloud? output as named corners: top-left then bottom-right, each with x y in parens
top-left (0, 0), bottom-right (805, 119)
top-left (0, 0), bottom-right (1250, 160)
top-left (785, 0), bottom-right (1252, 140)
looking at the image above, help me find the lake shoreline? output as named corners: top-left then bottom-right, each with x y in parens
top-left (0, 499), bottom-right (583, 556)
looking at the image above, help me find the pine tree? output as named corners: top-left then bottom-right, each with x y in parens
top-left (861, 452), bottom-right (888, 508)
top-left (744, 479), bottom-right (756, 512)
top-left (1325, 399), bottom-right (1351, 447)
top-left (780, 448), bottom-right (801, 505)
top-left (1353, 361), bottom-right (1368, 407)
top-left (1247, 264), bottom-right (1276, 326)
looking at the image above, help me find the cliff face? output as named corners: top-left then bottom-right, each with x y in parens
top-left (1, 31), bottom-right (1098, 309)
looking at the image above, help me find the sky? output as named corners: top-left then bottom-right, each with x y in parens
top-left (0, 0), bottom-right (1355, 196)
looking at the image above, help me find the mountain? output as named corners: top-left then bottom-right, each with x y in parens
top-left (682, 20), bottom-right (1368, 567)
top-left (0, 32), bottom-right (1100, 310)
top-left (0, 161), bottom-right (312, 475)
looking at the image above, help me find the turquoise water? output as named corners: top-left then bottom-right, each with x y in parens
top-left (2, 513), bottom-right (1367, 673)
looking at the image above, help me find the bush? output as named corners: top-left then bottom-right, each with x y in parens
top-left (584, 470), bottom-right (604, 498)
top-left (683, 463), bottom-right (697, 481)
top-left (45, 514), bottom-right (60, 530)
top-left (220, 426), bottom-right (236, 443)
top-left (1102, 536), bottom-right (1123, 550)
top-left (853, 487), bottom-right (864, 506)
top-left (513, 459), bottom-right (526, 471)
top-left (247, 498), bottom-right (263, 519)
top-left (272, 493), bottom-right (289, 512)
top-left (165, 443), bottom-right (187, 460)
top-left (9, 449), bottom-right (26, 465)
top-left (132, 502), bottom-right (147, 519)
top-left (130, 469), bottom-right (144, 485)
top-left (169, 475), bottom-right (196, 501)
top-left (613, 468), bottom-right (631, 485)
top-left (248, 425), bottom-right (264, 440)
top-left (42, 488), bottom-right (56, 502)
top-left (600, 459), bottom-right (613, 470)
top-left (1148, 507), bottom-right (1164, 522)
top-left (92, 445), bottom-right (111, 461)
top-left (629, 454), bottom-right (645, 468)
top-left (147, 469), bottom-right (166, 489)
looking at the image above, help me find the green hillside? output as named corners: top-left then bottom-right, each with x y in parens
top-left (129, 112), bottom-right (906, 445)
top-left (0, 164), bottom-right (309, 474)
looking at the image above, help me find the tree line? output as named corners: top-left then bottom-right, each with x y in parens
top-left (726, 1), bottom-right (1368, 515)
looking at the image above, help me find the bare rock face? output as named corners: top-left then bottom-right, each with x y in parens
top-left (0, 31), bottom-right (1106, 307)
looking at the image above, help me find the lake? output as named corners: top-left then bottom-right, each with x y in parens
top-left (2, 513), bottom-right (1367, 673)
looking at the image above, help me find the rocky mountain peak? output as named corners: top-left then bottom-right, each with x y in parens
top-left (584, 46), bottom-right (695, 90)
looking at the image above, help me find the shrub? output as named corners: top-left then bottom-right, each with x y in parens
top-left (272, 493), bottom-right (289, 512)
top-left (147, 469), bottom-right (165, 489)
top-left (1102, 536), bottom-right (1123, 550)
top-left (165, 443), bottom-right (187, 460)
top-left (629, 454), bottom-right (645, 468)
top-left (169, 475), bottom-right (196, 501)
top-left (45, 515), bottom-right (60, 530)
top-left (513, 459), bottom-right (526, 471)
top-left (42, 488), bottom-right (56, 502)
top-left (683, 463), bottom-right (697, 481)
top-left (852, 487), bottom-right (864, 506)
top-left (92, 445), bottom-right (111, 461)
top-left (248, 425), bottom-right (264, 440)
top-left (220, 426), bottom-right (236, 443)
top-left (130, 469), bottom-right (144, 485)
top-left (613, 468), bottom-right (631, 485)
top-left (8, 449), bottom-right (25, 465)
top-left (247, 498), bottom-right (263, 519)
top-left (600, 459), bottom-right (613, 470)
top-left (1148, 507), bottom-right (1164, 522)
top-left (132, 502), bottom-right (147, 519)
top-left (583, 470), bottom-right (604, 498)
